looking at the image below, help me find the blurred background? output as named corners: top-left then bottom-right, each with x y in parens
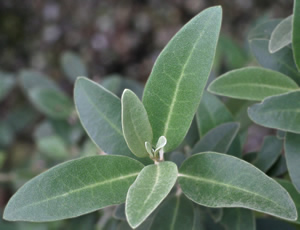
top-left (0, 0), bottom-right (295, 229)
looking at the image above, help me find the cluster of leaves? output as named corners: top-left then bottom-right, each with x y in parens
top-left (2, 2), bottom-right (300, 230)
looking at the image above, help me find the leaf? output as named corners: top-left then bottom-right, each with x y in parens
top-left (256, 219), bottom-right (296, 230)
top-left (142, 6), bottom-right (222, 152)
top-left (0, 71), bottom-right (15, 102)
top-left (28, 88), bottom-right (74, 119)
top-left (149, 195), bottom-right (194, 230)
top-left (267, 155), bottom-right (287, 177)
top-left (253, 136), bottom-right (282, 172)
top-left (196, 91), bottom-right (233, 137)
top-left (3, 155), bottom-right (144, 221)
top-left (61, 51), bottom-right (88, 83)
top-left (248, 19), bottom-right (281, 40)
top-left (220, 208), bottom-right (255, 230)
top-left (277, 179), bottom-right (300, 224)
top-left (121, 89), bottom-right (153, 158)
top-left (248, 91), bottom-right (300, 134)
top-left (178, 152), bottom-right (297, 221)
top-left (269, 15), bottom-right (293, 53)
top-left (293, 0), bottom-right (300, 70)
top-left (113, 204), bottom-right (126, 221)
top-left (208, 67), bottom-right (298, 101)
top-left (74, 77), bottom-right (139, 159)
top-left (190, 122), bottom-right (240, 155)
top-left (284, 132), bottom-right (300, 192)
top-left (126, 161), bottom-right (178, 228)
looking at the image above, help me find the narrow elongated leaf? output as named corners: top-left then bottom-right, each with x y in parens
top-left (143, 6), bottom-right (222, 152)
top-left (253, 136), bottom-right (282, 172)
top-left (191, 122), bottom-right (239, 155)
top-left (61, 51), bottom-right (87, 83)
top-left (293, 0), bottom-right (300, 70)
top-left (269, 15), bottom-right (293, 53)
top-left (126, 161), bottom-right (178, 228)
top-left (29, 88), bottom-right (74, 119)
top-left (3, 155), bottom-right (144, 221)
top-left (74, 77), bottom-right (135, 158)
top-left (208, 67), bottom-right (298, 101)
top-left (277, 179), bottom-right (300, 224)
top-left (220, 208), bottom-right (255, 230)
top-left (248, 91), bottom-right (300, 134)
top-left (178, 152), bottom-right (297, 221)
top-left (284, 132), bottom-right (300, 192)
top-left (149, 195), bottom-right (194, 230)
top-left (121, 89), bottom-right (153, 158)
top-left (196, 91), bottom-right (233, 137)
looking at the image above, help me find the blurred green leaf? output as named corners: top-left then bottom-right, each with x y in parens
top-left (220, 208), bottom-right (255, 230)
top-left (0, 71), bottom-right (15, 102)
top-left (178, 152), bottom-right (297, 221)
top-left (256, 218), bottom-right (297, 230)
top-left (248, 19), bottom-right (281, 40)
top-left (293, 0), bottom-right (300, 70)
top-left (4, 155), bottom-right (144, 222)
top-left (0, 121), bottom-right (14, 147)
top-left (142, 7), bottom-right (222, 152)
top-left (267, 155), bottom-right (288, 177)
top-left (208, 67), bottom-right (298, 101)
top-left (248, 91), bottom-right (300, 133)
top-left (113, 204), bottom-right (126, 221)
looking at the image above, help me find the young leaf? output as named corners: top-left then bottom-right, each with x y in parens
top-left (277, 179), bottom-right (300, 224)
top-left (196, 91), bottom-right (233, 137)
top-left (126, 161), bottom-right (178, 228)
top-left (3, 155), bottom-right (144, 221)
top-left (191, 122), bottom-right (240, 155)
top-left (293, 0), bottom-right (300, 70)
top-left (253, 136), bottom-right (282, 172)
top-left (269, 15), bottom-right (293, 53)
top-left (142, 6), bottom-right (222, 152)
top-left (284, 132), bottom-right (300, 192)
top-left (248, 91), bottom-right (300, 134)
top-left (61, 51), bottom-right (88, 83)
top-left (28, 88), bottom-right (74, 119)
top-left (178, 152), bottom-right (297, 221)
top-left (220, 208), bottom-right (255, 230)
top-left (149, 195), bottom-right (194, 230)
top-left (208, 67), bottom-right (298, 101)
top-left (74, 77), bottom-right (137, 159)
top-left (121, 89), bottom-right (153, 158)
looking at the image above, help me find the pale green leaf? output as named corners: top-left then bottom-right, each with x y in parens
top-left (191, 122), bottom-right (239, 155)
top-left (248, 19), bottom-right (281, 41)
top-left (121, 89), bottom-right (153, 158)
top-left (126, 161), bottom-right (178, 228)
top-left (3, 155), bottom-right (144, 221)
top-left (208, 67), bottom-right (298, 101)
top-left (253, 136), bottom-right (282, 172)
top-left (178, 152), bottom-right (297, 221)
top-left (61, 51), bottom-right (87, 83)
top-left (248, 91), bottom-right (300, 134)
top-left (142, 6), bottom-right (222, 152)
top-left (196, 91), bottom-right (233, 137)
top-left (293, 0), bottom-right (300, 70)
top-left (220, 208), bottom-right (255, 230)
top-left (149, 195), bottom-right (194, 230)
top-left (284, 132), bottom-right (300, 192)
top-left (269, 15), bottom-right (293, 53)
top-left (155, 136), bottom-right (167, 151)
top-left (28, 88), bottom-right (73, 119)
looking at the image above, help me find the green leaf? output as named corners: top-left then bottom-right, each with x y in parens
top-left (248, 91), bottom-right (300, 134)
top-left (28, 88), bottom-right (74, 119)
top-left (277, 179), bottom-right (300, 224)
top-left (126, 161), bottom-right (178, 228)
top-left (268, 155), bottom-right (287, 177)
top-left (142, 6), bottom-right (222, 152)
top-left (208, 67), bottom-right (298, 101)
top-left (284, 132), bottom-right (300, 192)
top-left (74, 77), bottom-right (136, 158)
top-left (178, 152), bottom-right (297, 221)
top-left (149, 195), bottom-right (194, 230)
top-left (248, 19), bottom-right (281, 40)
top-left (190, 122), bottom-right (239, 155)
top-left (196, 91), bottom-right (233, 137)
top-left (256, 219), bottom-right (296, 230)
top-left (3, 155), bottom-right (144, 221)
top-left (220, 208), bottom-right (255, 230)
top-left (61, 51), bottom-right (88, 83)
top-left (269, 15), bottom-right (293, 53)
top-left (113, 204), bottom-right (126, 221)
top-left (253, 136), bottom-right (282, 172)
top-left (293, 0), bottom-right (300, 70)
top-left (121, 89), bottom-right (153, 158)
top-left (0, 71), bottom-right (15, 102)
